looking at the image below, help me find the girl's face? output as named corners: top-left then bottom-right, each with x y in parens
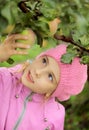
top-left (21, 56), bottom-right (60, 96)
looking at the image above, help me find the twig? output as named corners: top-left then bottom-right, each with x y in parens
top-left (54, 34), bottom-right (89, 81)
top-left (54, 34), bottom-right (89, 53)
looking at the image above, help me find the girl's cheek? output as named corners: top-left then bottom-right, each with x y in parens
top-left (44, 74), bottom-right (50, 82)
top-left (42, 75), bottom-right (50, 84)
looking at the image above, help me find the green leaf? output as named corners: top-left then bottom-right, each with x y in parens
top-left (79, 34), bottom-right (89, 48)
top-left (61, 53), bottom-right (76, 64)
top-left (80, 55), bottom-right (89, 64)
top-left (1, 3), bottom-right (13, 24)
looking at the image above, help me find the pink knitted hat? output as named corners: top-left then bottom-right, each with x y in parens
top-left (38, 44), bottom-right (87, 101)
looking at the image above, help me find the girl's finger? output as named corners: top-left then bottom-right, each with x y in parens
top-left (13, 42), bottom-right (30, 49)
top-left (12, 49), bottom-right (29, 55)
top-left (4, 34), bottom-right (28, 44)
top-left (13, 34), bottom-right (28, 40)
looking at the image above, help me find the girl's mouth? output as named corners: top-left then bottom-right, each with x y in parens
top-left (27, 71), bottom-right (34, 83)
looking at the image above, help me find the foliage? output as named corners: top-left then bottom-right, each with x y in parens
top-left (0, 0), bottom-right (89, 65)
top-left (62, 81), bottom-right (89, 130)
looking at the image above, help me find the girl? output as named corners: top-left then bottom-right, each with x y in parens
top-left (0, 34), bottom-right (87, 130)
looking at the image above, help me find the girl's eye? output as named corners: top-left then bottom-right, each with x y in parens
top-left (48, 74), bottom-right (53, 81)
top-left (42, 57), bottom-right (47, 64)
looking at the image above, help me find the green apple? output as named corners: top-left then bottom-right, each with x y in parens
top-left (19, 28), bottom-right (37, 46)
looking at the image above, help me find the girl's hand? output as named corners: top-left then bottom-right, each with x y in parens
top-left (0, 34), bottom-right (30, 62)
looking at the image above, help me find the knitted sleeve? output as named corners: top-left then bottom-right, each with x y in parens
top-left (0, 67), bottom-right (12, 91)
top-left (0, 64), bottom-right (21, 92)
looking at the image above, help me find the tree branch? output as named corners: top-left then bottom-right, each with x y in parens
top-left (54, 34), bottom-right (89, 81)
top-left (54, 34), bottom-right (89, 53)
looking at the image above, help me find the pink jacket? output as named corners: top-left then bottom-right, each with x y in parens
top-left (0, 65), bottom-right (65, 130)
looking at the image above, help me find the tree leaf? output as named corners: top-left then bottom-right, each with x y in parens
top-left (61, 52), bottom-right (76, 64)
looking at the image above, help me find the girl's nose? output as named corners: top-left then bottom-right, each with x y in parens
top-left (35, 68), bottom-right (45, 77)
top-left (35, 69), bottom-right (42, 77)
